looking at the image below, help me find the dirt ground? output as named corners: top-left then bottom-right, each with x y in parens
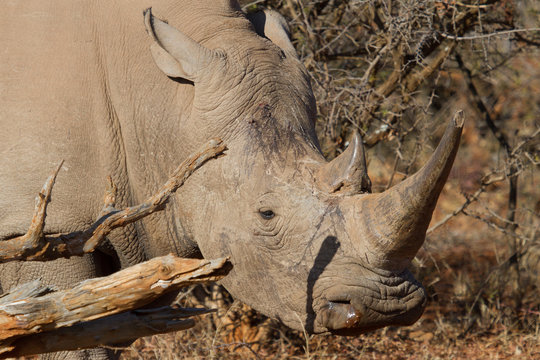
top-left (121, 308), bottom-right (539, 359)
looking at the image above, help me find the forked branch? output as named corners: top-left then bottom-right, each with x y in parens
top-left (0, 139), bottom-right (227, 263)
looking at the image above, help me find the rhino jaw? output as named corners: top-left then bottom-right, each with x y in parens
top-left (316, 269), bottom-right (426, 335)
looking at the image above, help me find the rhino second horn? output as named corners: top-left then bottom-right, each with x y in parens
top-left (360, 113), bottom-right (464, 270)
top-left (317, 132), bottom-right (371, 195)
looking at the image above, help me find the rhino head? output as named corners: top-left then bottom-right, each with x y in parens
top-left (143, 7), bottom-right (462, 335)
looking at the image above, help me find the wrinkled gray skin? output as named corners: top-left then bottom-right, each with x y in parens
top-left (0, 1), bottom-right (462, 358)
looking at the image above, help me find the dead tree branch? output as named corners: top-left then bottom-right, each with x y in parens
top-left (440, 27), bottom-right (540, 41)
top-left (0, 255), bottom-right (232, 358)
top-left (427, 187), bottom-right (485, 234)
top-left (361, 6), bottom-right (477, 147)
top-left (455, 50), bottom-right (533, 308)
top-left (0, 139), bottom-right (227, 263)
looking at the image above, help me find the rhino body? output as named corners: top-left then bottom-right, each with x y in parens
top-left (0, 0), bottom-right (462, 356)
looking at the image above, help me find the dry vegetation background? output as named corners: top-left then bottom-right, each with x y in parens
top-left (122, 0), bottom-right (539, 358)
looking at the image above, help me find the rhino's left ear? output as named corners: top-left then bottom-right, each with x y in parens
top-left (143, 8), bottom-right (216, 81)
top-left (247, 10), bottom-right (297, 57)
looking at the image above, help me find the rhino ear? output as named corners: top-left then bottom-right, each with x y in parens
top-left (247, 10), bottom-right (297, 57)
top-left (144, 8), bottom-right (215, 81)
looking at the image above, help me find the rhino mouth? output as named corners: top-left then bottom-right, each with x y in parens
top-left (316, 269), bottom-right (426, 335)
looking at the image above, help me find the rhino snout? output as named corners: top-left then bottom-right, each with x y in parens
top-left (315, 269), bottom-right (427, 335)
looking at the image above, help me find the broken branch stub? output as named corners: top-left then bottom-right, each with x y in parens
top-left (0, 255), bottom-right (232, 358)
top-left (0, 162), bottom-right (63, 262)
top-left (0, 138), bottom-right (227, 262)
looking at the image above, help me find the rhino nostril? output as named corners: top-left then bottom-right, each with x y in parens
top-left (321, 300), bottom-right (362, 330)
top-left (330, 300), bottom-right (351, 305)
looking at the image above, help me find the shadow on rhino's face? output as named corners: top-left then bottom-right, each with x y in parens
top-left (305, 235), bottom-right (340, 333)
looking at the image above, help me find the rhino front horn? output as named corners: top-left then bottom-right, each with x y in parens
top-left (317, 132), bottom-right (371, 195)
top-left (355, 113), bottom-right (464, 270)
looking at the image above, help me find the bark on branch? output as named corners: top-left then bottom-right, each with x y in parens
top-left (0, 255), bottom-right (232, 358)
top-left (0, 139), bottom-right (227, 263)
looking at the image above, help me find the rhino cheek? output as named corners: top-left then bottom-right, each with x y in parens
top-left (213, 236), bottom-right (306, 321)
top-left (211, 214), bottom-right (318, 329)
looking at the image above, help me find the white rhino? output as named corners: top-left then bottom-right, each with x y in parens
top-left (0, 0), bottom-right (462, 357)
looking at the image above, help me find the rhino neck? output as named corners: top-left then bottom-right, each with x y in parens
top-left (93, 0), bottom-right (254, 179)
top-left (85, 1), bottom-right (250, 258)
top-left (93, 0), bottom-right (317, 258)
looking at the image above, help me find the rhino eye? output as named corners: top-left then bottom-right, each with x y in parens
top-left (259, 209), bottom-right (275, 220)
